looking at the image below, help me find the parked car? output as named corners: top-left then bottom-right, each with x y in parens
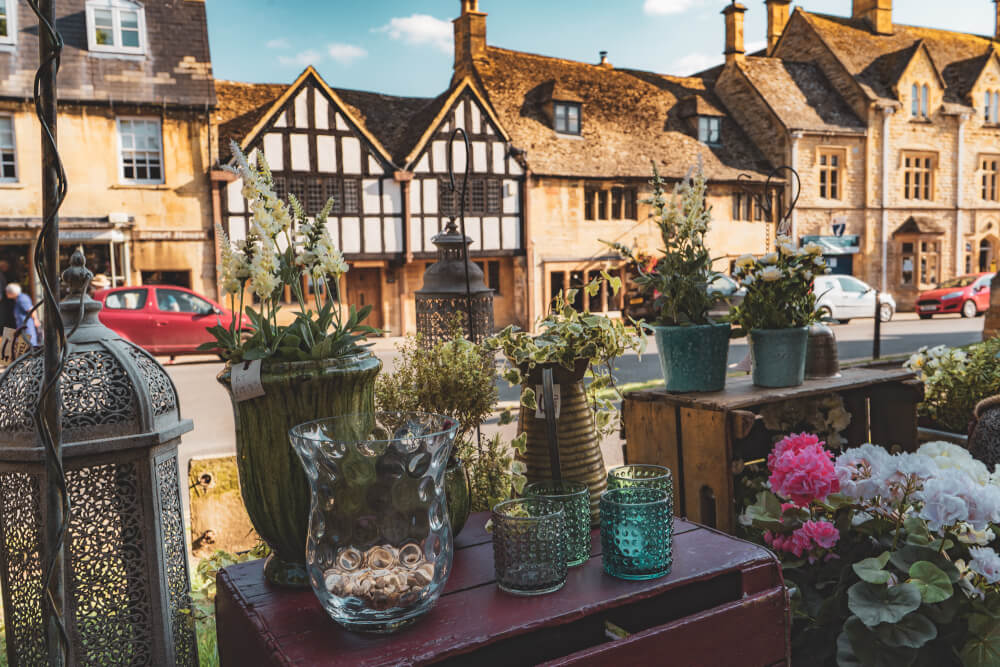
top-left (94, 285), bottom-right (251, 357)
top-left (707, 274), bottom-right (745, 318)
top-left (814, 275), bottom-right (895, 324)
top-left (916, 272), bottom-right (994, 319)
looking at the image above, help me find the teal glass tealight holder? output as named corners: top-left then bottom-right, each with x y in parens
top-left (492, 498), bottom-right (567, 596)
top-left (523, 480), bottom-right (591, 567)
top-left (600, 487), bottom-right (673, 581)
top-left (607, 465), bottom-right (674, 515)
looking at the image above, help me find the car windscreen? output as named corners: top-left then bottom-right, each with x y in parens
top-left (939, 276), bottom-right (978, 288)
top-left (104, 289), bottom-right (147, 310)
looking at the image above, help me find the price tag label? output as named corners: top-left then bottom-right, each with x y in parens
top-left (231, 360), bottom-right (266, 402)
top-left (0, 328), bottom-right (28, 365)
top-left (534, 383), bottom-right (561, 420)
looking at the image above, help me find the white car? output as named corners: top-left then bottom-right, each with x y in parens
top-left (814, 275), bottom-right (895, 324)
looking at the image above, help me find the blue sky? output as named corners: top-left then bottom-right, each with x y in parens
top-left (206, 0), bottom-right (1000, 99)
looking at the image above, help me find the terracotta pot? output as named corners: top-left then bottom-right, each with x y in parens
top-left (218, 352), bottom-right (382, 587)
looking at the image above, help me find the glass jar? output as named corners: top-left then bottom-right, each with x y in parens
top-left (289, 412), bottom-right (458, 633)
top-left (523, 480), bottom-right (591, 566)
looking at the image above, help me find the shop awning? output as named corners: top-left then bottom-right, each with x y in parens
top-left (801, 235), bottom-right (860, 255)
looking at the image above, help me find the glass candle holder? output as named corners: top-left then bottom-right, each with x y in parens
top-left (607, 464), bottom-right (673, 493)
top-left (600, 487), bottom-right (673, 581)
top-left (492, 498), bottom-right (567, 596)
top-left (523, 480), bottom-right (591, 567)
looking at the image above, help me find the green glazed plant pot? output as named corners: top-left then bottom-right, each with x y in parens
top-left (218, 352), bottom-right (382, 587)
top-left (651, 322), bottom-right (730, 393)
top-left (445, 457), bottom-right (471, 537)
top-left (748, 327), bottom-right (809, 388)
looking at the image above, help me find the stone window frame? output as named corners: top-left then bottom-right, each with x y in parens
top-left (116, 116), bottom-right (164, 185)
top-left (817, 146), bottom-right (846, 201)
top-left (553, 102), bottom-right (582, 135)
top-left (901, 150), bottom-right (936, 201)
top-left (985, 90), bottom-right (1000, 125)
top-left (0, 114), bottom-right (16, 182)
top-left (697, 116), bottom-right (721, 145)
top-left (898, 235), bottom-right (941, 288)
top-left (0, 0), bottom-right (17, 46)
top-left (86, 0), bottom-right (147, 57)
top-left (981, 155), bottom-right (1000, 202)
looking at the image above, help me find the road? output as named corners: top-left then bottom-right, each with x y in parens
top-left (165, 312), bottom-right (985, 471)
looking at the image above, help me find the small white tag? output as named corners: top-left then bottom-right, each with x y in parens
top-left (534, 383), bottom-right (561, 420)
top-left (231, 360), bottom-right (266, 402)
top-left (0, 328), bottom-right (28, 365)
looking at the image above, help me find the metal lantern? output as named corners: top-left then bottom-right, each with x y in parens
top-left (0, 251), bottom-right (197, 666)
top-left (415, 219), bottom-right (495, 346)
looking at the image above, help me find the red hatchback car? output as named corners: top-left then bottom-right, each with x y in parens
top-left (94, 285), bottom-right (251, 356)
top-left (916, 272), bottom-right (994, 319)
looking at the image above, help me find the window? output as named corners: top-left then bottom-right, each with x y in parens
top-left (584, 189), bottom-right (596, 220)
top-left (901, 241), bottom-right (915, 284)
top-left (553, 102), bottom-right (581, 135)
top-left (306, 177), bottom-right (325, 213)
top-left (0, 115), bottom-right (15, 182)
top-left (837, 276), bottom-right (868, 293)
top-left (438, 177), bottom-right (500, 216)
top-left (611, 188), bottom-right (623, 219)
top-left (624, 189), bottom-right (638, 220)
top-left (475, 260), bottom-right (502, 295)
top-left (86, 0), bottom-right (146, 55)
top-left (902, 152), bottom-right (935, 200)
top-left (697, 117), bottom-right (721, 145)
top-left (470, 179), bottom-right (485, 212)
top-left (585, 187), bottom-right (637, 220)
top-left (597, 190), bottom-right (608, 220)
top-left (104, 289), bottom-right (147, 310)
top-left (731, 192), bottom-right (753, 221)
top-left (156, 288), bottom-right (213, 314)
top-left (983, 156), bottom-right (999, 201)
top-left (342, 179), bottom-right (360, 214)
top-left (818, 148), bottom-right (844, 200)
top-left (117, 118), bottom-right (162, 184)
top-left (899, 237), bottom-right (941, 286)
top-left (911, 83), bottom-right (931, 118)
top-left (0, 0), bottom-right (16, 45)
top-left (985, 91), bottom-right (1000, 124)
top-left (486, 180), bottom-right (501, 213)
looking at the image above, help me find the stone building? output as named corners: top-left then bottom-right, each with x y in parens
top-left (714, 0), bottom-right (1000, 310)
top-left (0, 0), bottom-right (216, 295)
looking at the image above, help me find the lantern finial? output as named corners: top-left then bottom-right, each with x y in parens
top-left (61, 248), bottom-right (93, 297)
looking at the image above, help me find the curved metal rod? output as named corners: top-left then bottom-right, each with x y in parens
top-left (446, 127), bottom-right (475, 342)
top-left (24, 0), bottom-right (71, 662)
top-left (737, 165), bottom-right (801, 238)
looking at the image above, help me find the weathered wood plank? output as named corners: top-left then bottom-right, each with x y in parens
top-left (622, 396), bottom-right (683, 515)
top-left (679, 407), bottom-right (732, 531)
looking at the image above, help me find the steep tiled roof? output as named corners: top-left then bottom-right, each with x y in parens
top-left (214, 81), bottom-right (287, 160)
top-left (473, 46), bottom-right (774, 181)
top-left (738, 58), bottom-right (865, 133)
top-left (800, 11), bottom-right (998, 105)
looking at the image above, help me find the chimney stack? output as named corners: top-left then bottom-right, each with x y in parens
top-left (723, 2), bottom-right (748, 66)
top-left (454, 0), bottom-right (488, 81)
top-left (765, 0), bottom-right (792, 55)
top-left (852, 0), bottom-right (893, 35)
top-left (995, 0), bottom-right (1000, 41)
top-left (599, 50), bottom-right (612, 67)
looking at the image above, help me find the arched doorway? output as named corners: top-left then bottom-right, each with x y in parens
top-left (979, 236), bottom-right (998, 273)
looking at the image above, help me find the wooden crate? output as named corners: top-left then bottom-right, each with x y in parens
top-left (622, 367), bottom-right (922, 533)
top-left (215, 513), bottom-right (790, 666)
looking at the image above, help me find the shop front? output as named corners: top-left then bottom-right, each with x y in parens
top-left (800, 235), bottom-right (861, 276)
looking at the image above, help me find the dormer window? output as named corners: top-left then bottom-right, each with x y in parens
top-left (698, 117), bottom-right (721, 145)
top-left (86, 0), bottom-right (146, 55)
top-left (0, 0), bottom-right (16, 45)
top-left (554, 102), bottom-right (581, 135)
top-left (985, 90), bottom-right (999, 124)
top-left (911, 83), bottom-right (930, 119)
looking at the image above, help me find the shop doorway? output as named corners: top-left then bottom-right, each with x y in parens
top-left (979, 238), bottom-right (997, 273)
top-left (345, 268), bottom-right (383, 329)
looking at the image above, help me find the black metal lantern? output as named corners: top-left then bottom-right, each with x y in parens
top-left (0, 252), bottom-right (197, 666)
top-left (415, 219), bottom-right (495, 346)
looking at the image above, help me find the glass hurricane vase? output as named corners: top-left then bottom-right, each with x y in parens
top-left (289, 412), bottom-right (458, 633)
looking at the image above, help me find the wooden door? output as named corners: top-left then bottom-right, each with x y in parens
top-left (345, 268), bottom-right (383, 329)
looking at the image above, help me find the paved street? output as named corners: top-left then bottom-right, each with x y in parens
top-left (165, 312), bottom-right (985, 472)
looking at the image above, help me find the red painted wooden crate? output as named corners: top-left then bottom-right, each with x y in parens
top-left (215, 513), bottom-right (790, 666)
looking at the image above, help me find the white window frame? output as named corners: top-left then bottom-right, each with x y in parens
top-left (86, 0), bottom-right (146, 55)
top-left (116, 116), bottom-right (164, 185)
top-left (0, 114), bottom-right (16, 182)
top-left (698, 116), bottom-right (721, 145)
top-left (0, 0), bottom-right (16, 46)
top-left (553, 102), bottom-right (581, 135)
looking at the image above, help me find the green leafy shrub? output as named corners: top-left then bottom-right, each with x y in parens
top-left (906, 338), bottom-right (1000, 433)
top-left (730, 238), bottom-right (825, 332)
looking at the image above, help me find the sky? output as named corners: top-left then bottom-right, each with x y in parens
top-left (206, 0), bottom-right (1000, 99)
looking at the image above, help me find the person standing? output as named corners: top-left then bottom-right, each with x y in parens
top-left (0, 258), bottom-right (13, 332)
top-left (6, 283), bottom-right (39, 347)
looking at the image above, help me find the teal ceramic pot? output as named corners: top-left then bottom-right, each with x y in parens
top-left (651, 323), bottom-right (731, 393)
top-left (749, 327), bottom-right (809, 388)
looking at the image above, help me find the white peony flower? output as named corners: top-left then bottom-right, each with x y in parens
top-left (735, 254), bottom-right (755, 270)
top-left (804, 242), bottom-right (824, 256)
top-left (760, 266), bottom-right (782, 282)
top-left (969, 547), bottom-right (1000, 584)
top-left (761, 252), bottom-right (779, 264)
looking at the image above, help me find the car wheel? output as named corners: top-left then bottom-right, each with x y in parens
top-left (878, 303), bottom-right (894, 322)
top-left (837, 319), bottom-right (851, 325)
top-left (817, 306), bottom-right (833, 321)
top-left (962, 300), bottom-right (978, 318)
top-left (919, 314), bottom-right (933, 320)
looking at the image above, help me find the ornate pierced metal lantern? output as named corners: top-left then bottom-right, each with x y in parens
top-left (0, 252), bottom-right (197, 666)
top-left (415, 220), bottom-right (495, 346)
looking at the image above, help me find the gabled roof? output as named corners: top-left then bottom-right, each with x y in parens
top-left (471, 46), bottom-right (773, 180)
top-left (890, 40), bottom-right (948, 94)
top-left (737, 58), bottom-right (866, 133)
top-left (798, 10), bottom-right (999, 106)
top-left (894, 216), bottom-right (946, 236)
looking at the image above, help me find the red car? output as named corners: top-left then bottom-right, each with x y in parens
top-left (916, 272), bottom-right (994, 319)
top-left (94, 285), bottom-right (251, 356)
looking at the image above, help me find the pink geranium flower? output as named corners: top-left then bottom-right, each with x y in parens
top-left (767, 433), bottom-right (822, 471)
top-left (768, 433), bottom-right (840, 506)
top-left (799, 520), bottom-right (840, 550)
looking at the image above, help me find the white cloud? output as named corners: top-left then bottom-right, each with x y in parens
top-left (671, 52), bottom-right (721, 75)
top-left (643, 0), bottom-right (703, 15)
top-left (278, 49), bottom-right (322, 67)
top-left (746, 40), bottom-right (766, 54)
top-left (327, 43), bottom-right (368, 66)
top-left (266, 38), bottom-right (290, 49)
top-left (375, 14), bottom-right (452, 54)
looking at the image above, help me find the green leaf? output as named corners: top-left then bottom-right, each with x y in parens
top-left (520, 388), bottom-right (537, 411)
top-left (847, 582), bottom-right (922, 628)
top-left (743, 491), bottom-right (784, 529)
top-left (890, 545), bottom-right (960, 583)
top-left (843, 616), bottom-right (917, 667)
top-left (510, 432), bottom-right (527, 455)
top-left (853, 553), bottom-right (892, 585)
top-left (836, 630), bottom-right (864, 667)
top-left (873, 613), bottom-right (936, 649)
top-left (907, 561), bottom-right (953, 604)
top-left (961, 614), bottom-right (1000, 667)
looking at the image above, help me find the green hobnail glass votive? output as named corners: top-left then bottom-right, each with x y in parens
top-left (606, 465), bottom-right (674, 515)
top-left (492, 498), bottom-right (567, 596)
top-left (600, 487), bottom-right (673, 581)
top-left (523, 480), bottom-right (591, 567)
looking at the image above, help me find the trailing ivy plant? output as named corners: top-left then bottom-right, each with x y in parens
top-left (485, 275), bottom-right (645, 440)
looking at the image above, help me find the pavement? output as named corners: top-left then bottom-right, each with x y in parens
top-left (163, 311), bottom-right (986, 474)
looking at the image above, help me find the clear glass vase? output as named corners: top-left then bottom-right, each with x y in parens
top-left (289, 412), bottom-right (458, 633)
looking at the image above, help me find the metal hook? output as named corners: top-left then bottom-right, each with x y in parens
top-left (446, 127), bottom-right (476, 342)
top-left (737, 165), bottom-right (801, 238)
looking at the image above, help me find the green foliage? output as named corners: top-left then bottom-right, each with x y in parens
top-left (459, 434), bottom-right (527, 513)
top-left (730, 238), bottom-right (825, 332)
top-left (607, 161), bottom-right (720, 326)
top-left (906, 339), bottom-right (1000, 433)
